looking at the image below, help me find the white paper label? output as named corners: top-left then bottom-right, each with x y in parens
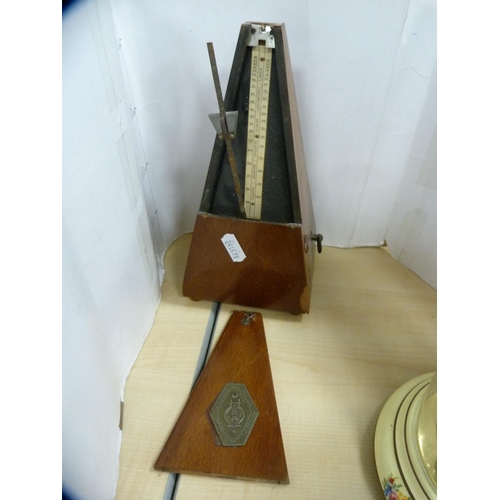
top-left (221, 234), bottom-right (246, 262)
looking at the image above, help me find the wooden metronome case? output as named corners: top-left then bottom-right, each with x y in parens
top-left (183, 22), bottom-right (321, 315)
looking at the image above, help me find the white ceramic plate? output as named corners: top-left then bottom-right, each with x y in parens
top-left (374, 373), bottom-right (437, 500)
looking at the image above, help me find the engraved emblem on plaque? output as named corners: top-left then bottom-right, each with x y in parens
top-left (210, 383), bottom-right (259, 446)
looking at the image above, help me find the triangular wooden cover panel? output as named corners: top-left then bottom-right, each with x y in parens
top-left (154, 311), bottom-right (289, 484)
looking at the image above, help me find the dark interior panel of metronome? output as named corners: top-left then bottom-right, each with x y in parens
top-left (208, 46), bottom-right (295, 224)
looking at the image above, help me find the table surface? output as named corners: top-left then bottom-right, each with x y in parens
top-left (115, 233), bottom-right (437, 499)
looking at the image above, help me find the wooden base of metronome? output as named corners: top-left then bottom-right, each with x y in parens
top-left (183, 214), bottom-right (313, 314)
top-left (154, 311), bottom-right (289, 484)
top-left (183, 22), bottom-right (322, 315)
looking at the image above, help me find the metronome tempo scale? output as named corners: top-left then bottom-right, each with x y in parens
top-left (183, 22), bottom-right (322, 315)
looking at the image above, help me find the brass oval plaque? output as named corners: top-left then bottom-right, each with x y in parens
top-left (210, 383), bottom-right (259, 447)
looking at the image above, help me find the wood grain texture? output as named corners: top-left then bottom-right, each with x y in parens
top-left (155, 311), bottom-right (289, 484)
top-left (114, 235), bottom-right (213, 500)
top-left (116, 235), bottom-right (436, 499)
top-left (183, 214), bottom-right (310, 314)
top-left (276, 22), bottom-right (317, 284)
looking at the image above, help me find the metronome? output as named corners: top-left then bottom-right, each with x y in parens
top-left (155, 23), bottom-right (321, 485)
top-left (183, 22), bottom-right (322, 314)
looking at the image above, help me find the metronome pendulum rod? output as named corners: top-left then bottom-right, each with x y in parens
top-left (207, 42), bottom-right (246, 218)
